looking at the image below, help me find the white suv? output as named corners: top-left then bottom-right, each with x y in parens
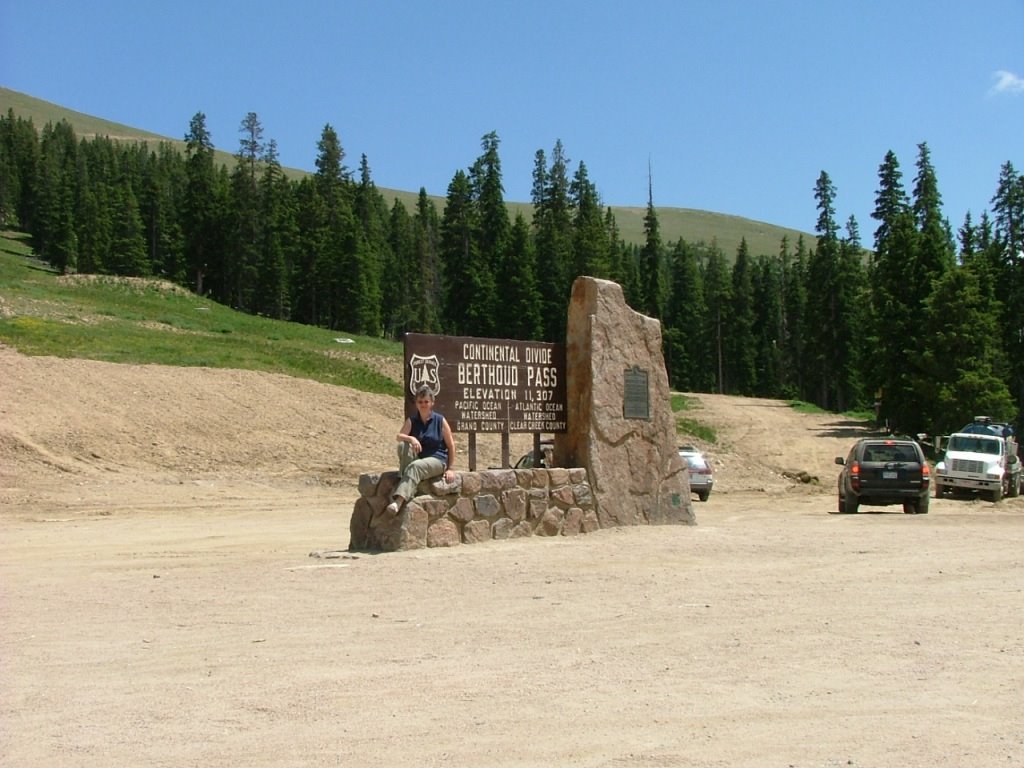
top-left (679, 445), bottom-right (714, 501)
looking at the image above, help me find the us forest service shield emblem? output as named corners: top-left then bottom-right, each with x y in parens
top-left (408, 354), bottom-right (440, 397)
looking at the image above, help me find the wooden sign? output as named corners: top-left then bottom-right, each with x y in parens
top-left (404, 333), bottom-right (567, 433)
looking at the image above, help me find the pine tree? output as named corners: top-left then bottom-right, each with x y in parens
top-left (467, 132), bottom-right (505, 327)
top-left (0, 109), bottom-right (34, 228)
top-left (412, 189), bottom-right (443, 333)
top-left (497, 212), bottom-right (544, 340)
top-left (607, 209), bottom-right (641, 308)
top-left (802, 173), bottom-right (865, 411)
top-left (254, 139), bottom-right (293, 319)
top-left (872, 150), bottom-right (907, 255)
top-left (972, 210), bottom-right (999, 297)
top-left (869, 152), bottom-right (920, 429)
top-left (958, 211), bottom-right (977, 264)
top-left (919, 265), bottom-right (1014, 435)
top-left (725, 238), bottom-right (757, 395)
top-left (874, 210), bottom-right (922, 430)
top-left (351, 153), bottom-right (387, 335)
top-left (836, 215), bottom-right (866, 407)
top-left (805, 171), bottom-right (841, 408)
top-left (35, 121), bottom-right (78, 273)
top-left (382, 197), bottom-right (415, 337)
top-left (991, 161), bottom-right (1023, 258)
top-left (663, 238), bottom-right (708, 392)
top-left (440, 170), bottom-right (492, 335)
top-left (912, 142), bottom-right (955, 279)
top-left (990, 161), bottom-right (1024, 426)
top-left (139, 142), bottom-right (186, 283)
top-left (0, 110), bottom-right (17, 227)
top-left (532, 141), bottom-right (574, 340)
top-left (312, 124), bottom-right (362, 332)
top-left (865, 146), bottom-right (957, 431)
top-left (0, 110), bottom-right (40, 232)
top-left (702, 242), bottom-right (731, 393)
top-left (291, 176), bottom-right (325, 325)
top-left (227, 113), bottom-right (264, 310)
top-left (74, 156), bottom-right (111, 274)
top-left (315, 123), bottom-right (350, 192)
top-left (752, 253), bottom-right (784, 397)
top-left (570, 161), bottom-right (611, 278)
top-left (107, 175), bottom-right (149, 276)
top-left (639, 170), bottom-right (664, 318)
top-left (207, 164), bottom-right (231, 301)
top-left (778, 236), bottom-right (808, 398)
top-left (238, 112), bottom-right (263, 184)
top-left (183, 112), bottom-right (219, 294)
top-left (471, 132), bottom-right (509, 274)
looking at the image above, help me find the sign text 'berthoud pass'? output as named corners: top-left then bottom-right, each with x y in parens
top-left (403, 333), bottom-right (567, 433)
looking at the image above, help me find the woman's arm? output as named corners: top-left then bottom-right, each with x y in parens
top-left (396, 418), bottom-right (422, 453)
top-left (442, 418), bottom-right (456, 480)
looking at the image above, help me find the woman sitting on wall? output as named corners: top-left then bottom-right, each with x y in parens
top-left (386, 385), bottom-right (456, 515)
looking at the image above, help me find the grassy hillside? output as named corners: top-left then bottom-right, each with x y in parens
top-left (0, 230), bottom-right (404, 396)
top-left (1, 87), bottom-right (813, 256)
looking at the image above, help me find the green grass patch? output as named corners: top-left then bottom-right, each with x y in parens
top-left (0, 231), bottom-right (403, 396)
top-left (670, 393), bottom-right (717, 443)
top-left (841, 407), bottom-right (875, 422)
top-left (671, 393), bottom-right (698, 412)
top-left (788, 399), bottom-right (875, 422)
top-left (787, 399), bottom-right (826, 414)
top-left (676, 417), bottom-right (717, 444)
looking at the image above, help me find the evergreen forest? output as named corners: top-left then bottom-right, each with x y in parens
top-left (1, 108), bottom-right (1022, 437)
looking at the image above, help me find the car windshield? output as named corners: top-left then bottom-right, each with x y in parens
top-left (862, 444), bottom-right (919, 463)
top-left (949, 436), bottom-right (1000, 454)
top-left (680, 453), bottom-right (708, 470)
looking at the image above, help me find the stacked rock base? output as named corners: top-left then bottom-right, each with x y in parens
top-left (349, 468), bottom-right (596, 552)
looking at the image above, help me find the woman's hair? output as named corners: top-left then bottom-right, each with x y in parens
top-left (414, 385), bottom-right (435, 401)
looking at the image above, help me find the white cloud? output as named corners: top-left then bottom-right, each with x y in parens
top-left (989, 69), bottom-right (1024, 96)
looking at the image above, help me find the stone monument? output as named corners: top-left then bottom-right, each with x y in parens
top-left (555, 276), bottom-right (695, 527)
top-left (348, 275), bottom-right (694, 552)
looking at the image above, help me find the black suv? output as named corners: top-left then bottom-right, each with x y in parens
top-left (835, 438), bottom-right (930, 514)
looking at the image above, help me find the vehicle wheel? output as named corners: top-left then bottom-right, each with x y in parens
top-left (1008, 473), bottom-right (1021, 498)
top-left (903, 501), bottom-right (916, 514)
top-left (990, 483), bottom-right (1004, 503)
top-left (836, 494), bottom-right (846, 514)
top-left (916, 495), bottom-right (929, 514)
top-left (844, 489), bottom-right (859, 514)
top-left (697, 490), bottom-right (710, 502)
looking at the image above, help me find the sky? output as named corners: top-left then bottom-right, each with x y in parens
top-left (2, 0), bottom-right (1022, 238)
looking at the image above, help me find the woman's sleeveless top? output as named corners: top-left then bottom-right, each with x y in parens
top-left (410, 411), bottom-right (448, 464)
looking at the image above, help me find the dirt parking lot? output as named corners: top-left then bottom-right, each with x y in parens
top-left (2, 348), bottom-right (1022, 767)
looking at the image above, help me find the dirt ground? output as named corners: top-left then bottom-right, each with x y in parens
top-left (2, 345), bottom-right (1022, 768)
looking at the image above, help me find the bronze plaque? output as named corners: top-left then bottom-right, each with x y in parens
top-left (623, 366), bottom-right (650, 420)
top-left (404, 333), bottom-right (567, 433)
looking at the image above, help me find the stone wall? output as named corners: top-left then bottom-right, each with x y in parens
top-left (349, 468), bottom-right (597, 552)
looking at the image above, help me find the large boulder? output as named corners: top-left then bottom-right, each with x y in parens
top-left (556, 276), bottom-right (695, 527)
